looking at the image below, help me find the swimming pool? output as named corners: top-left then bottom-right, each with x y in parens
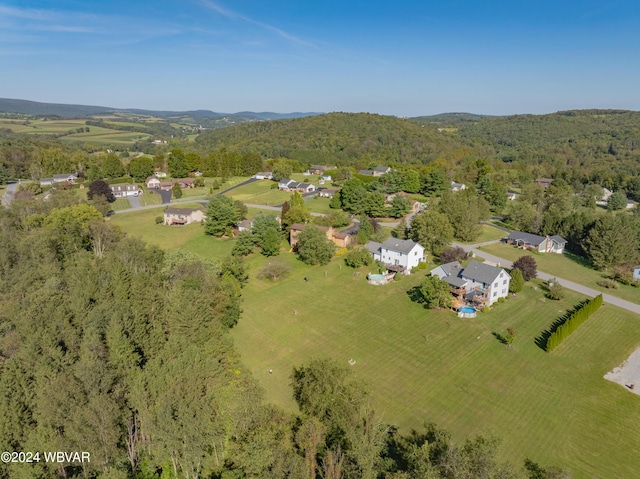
top-left (458, 306), bottom-right (476, 313)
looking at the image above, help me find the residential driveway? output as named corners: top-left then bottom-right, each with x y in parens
top-left (2, 181), bottom-right (18, 207)
top-left (128, 195), bottom-right (142, 209)
top-left (454, 242), bottom-right (640, 315)
top-left (157, 189), bottom-right (172, 204)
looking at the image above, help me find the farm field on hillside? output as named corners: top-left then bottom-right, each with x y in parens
top-left (232, 255), bottom-right (640, 478)
top-left (478, 243), bottom-right (640, 304)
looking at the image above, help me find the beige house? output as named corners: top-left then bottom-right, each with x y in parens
top-left (289, 223), bottom-right (351, 249)
top-left (163, 208), bottom-right (206, 226)
top-left (146, 177), bottom-right (161, 188)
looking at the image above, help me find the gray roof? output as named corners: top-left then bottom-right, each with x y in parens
top-left (507, 231), bottom-right (545, 246)
top-left (164, 207), bottom-right (200, 215)
top-left (440, 261), bottom-right (463, 277)
top-left (365, 241), bottom-right (382, 255)
top-left (461, 260), bottom-right (505, 284)
top-left (53, 173), bottom-right (75, 180)
top-left (381, 237), bottom-right (421, 255)
top-left (443, 276), bottom-right (468, 288)
top-left (374, 166), bottom-right (390, 172)
top-left (549, 235), bottom-right (567, 244)
top-left (358, 169), bottom-right (374, 176)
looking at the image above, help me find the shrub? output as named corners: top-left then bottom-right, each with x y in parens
top-left (498, 297), bottom-right (505, 303)
top-left (439, 246), bottom-right (466, 264)
top-left (257, 261), bottom-right (291, 281)
top-left (416, 262), bottom-right (428, 270)
top-left (155, 216), bottom-right (164, 225)
top-left (344, 248), bottom-right (373, 268)
top-left (512, 255), bottom-right (537, 281)
top-left (482, 307), bottom-right (491, 313)
top-left (596, 279), bottom-right (619, 289)
top-left (547, 278), bottom-right (564, 300)
top-left (509, 268), bottom-right (524, 293)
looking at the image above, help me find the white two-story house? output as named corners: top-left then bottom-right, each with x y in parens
top-left (431, 260), bottom-right (511, 306)
top-left (366, 238), bottom-right (426, 274)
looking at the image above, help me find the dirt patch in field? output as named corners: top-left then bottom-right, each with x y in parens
top-left (604, 348), bottom-right (640, 395)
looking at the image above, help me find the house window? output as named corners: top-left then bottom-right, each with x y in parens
top-left (415, 251), bottom-right (418, 255)
top-left (493, 292), bottom-right (497, 297)
top-left (502, 289), bottom-right (506, 294)
top-left (503, 280), bottom-right (507, 285)
top-left (395, 259), bottom-right (399, 265)
top-left (494, 282), bottom-right (498, 288)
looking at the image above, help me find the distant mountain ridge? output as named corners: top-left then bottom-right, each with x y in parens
top-left (0, 98), bottom-right (321, 121)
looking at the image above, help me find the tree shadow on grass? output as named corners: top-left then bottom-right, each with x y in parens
top-left (492, 332), bottom-right (508, 345)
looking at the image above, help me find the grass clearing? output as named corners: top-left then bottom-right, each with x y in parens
top-left (305, 196), bottom-right (335, 214)
top-left (458, 224), bottom-right (509, 244)
top-left (110, 206), bottom-right (235, 258)
top-left (139, 191), bottom-right (163, 206)
top-left (232, 257), bottom-right (640, 478)
top-left (478, 243), bottom-right (640, 304)
top-left (224, 181), bottom-right (290, 205)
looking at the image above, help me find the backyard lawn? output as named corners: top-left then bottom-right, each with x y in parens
top-left (232, 254), bottom-right (640, 479)
top-left (458, 224), bottom-right (509, 244)
top-left (478, 242), bottom-right (640, 304)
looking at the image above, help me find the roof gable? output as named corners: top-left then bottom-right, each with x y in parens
top-left (460, 260), bottom-right (505, 284)
top-left (381, 237), bottom-right (422, 255)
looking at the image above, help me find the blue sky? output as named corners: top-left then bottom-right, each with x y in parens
top-left (1, 0), bottom-right (639, 116)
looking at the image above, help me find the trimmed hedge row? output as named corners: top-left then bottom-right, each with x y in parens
top-left (544, 294), bottom-right (603, 352)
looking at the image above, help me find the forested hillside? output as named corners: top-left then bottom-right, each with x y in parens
top-left (195, 112), bottom-right (475, 166)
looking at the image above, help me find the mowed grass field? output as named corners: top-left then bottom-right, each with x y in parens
top-left (109, 206), bottom-right (231, 257)
top-left (459, 224), bottom-right (510, 244)
top-left (232, 254), bottom-right (640, 478)
top-left (478, 242), bottom-right (640, 305)
top-left (224, 180), bottom-right (290, 205)
top-left (107, 207), bottom-right (640, 477)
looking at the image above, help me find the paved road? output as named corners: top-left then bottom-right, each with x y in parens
top-left (2, 181), bottom-right (18, 207)
top-left (454, 242), bottom-right (640, 315)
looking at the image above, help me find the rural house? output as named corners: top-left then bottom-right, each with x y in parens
top-left (431, 260), bottom-right (511, 307)
top-left (111, 184), bottom-right (143, 198)
top-left (506, 231), bottom-right (567, 254)
top-left (289, 224), bottom-right (352, 249)
top-left (365, 238), bottom-right (425, 274)
top-left (146, 177), bottom-right (161, 188)
top-left (451, 181), bottom-right (466, 192)
top-left (535, 178), bottom-right (554, 188)
top-left (40, 173), bottom-right (77, 186)
top-left (253, 172), bottom-right (274, 180)
top-left (633, 266), bottom-right (640, 281)
top-left (163, 207), bottom-right (205, 226)
top-left (309, 165), bottom-right (335, 175)
top-left (278, 179), bottom-right (316, 193)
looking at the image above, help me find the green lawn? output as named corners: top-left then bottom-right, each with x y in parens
top-left (305, 196), bottom-right (335, 214)
top-left (232, 257), bottom-right (640, 478)
top-left (478, 243), bottom-right (640, 304)
top-left (458, 224), bottom-right (509, 244)
top-left (110, 207), bottom-right (233, 258)
top-left (139, 190), bottom-right (163, 206)
top-left (224, 180), bottom-right (290, 205)
top-left (110, 198), bottom-right (132, 211)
